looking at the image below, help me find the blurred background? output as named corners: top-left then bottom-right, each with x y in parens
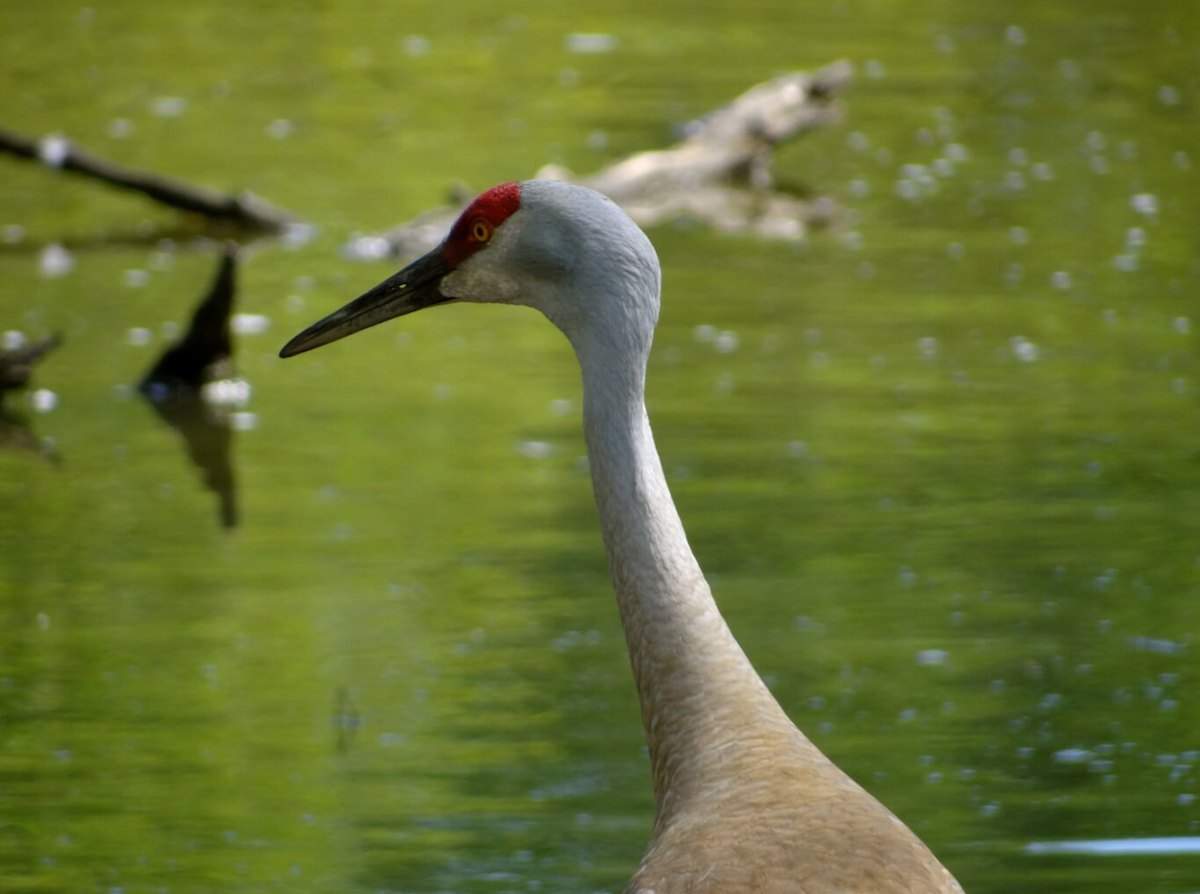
top-left (1, 1), bottom-right (1197, 892)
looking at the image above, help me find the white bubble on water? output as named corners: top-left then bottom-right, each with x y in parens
top-left (232, 314), bottom-right (271, 335)
top-left (848, 178), bottom-right (871, 198)
top-left (1131, 193), bottom-right (1158, 216)
top-left (266, 119), bottom-right (294, 140)
top-left (39, 244), bottom-right (75, 278)
top-left (714, 331), bottom-right (739, 354)
top-left (1054, 748), bottom-right (1091, 764)
top-left (38, 134), bottom-right (70, 168)
top-left (1031, 162), bottom-right (1054, 181)
top-left (516, 441), bottom-right (554, 459)
top-left (201, 379), bottom-right (251, 408)
top-left (151, 96), bottom-right (188, 118)
top-left (401, 34), bottom-right (430, 57)
top-left (1011, 336), bottom-right (1039, 363)
top-left (565, 33), bottom-right (618, 54)
top-left (30, 389), bottom-right (57, 413)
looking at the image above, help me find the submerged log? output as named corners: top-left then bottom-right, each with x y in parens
top-left (347, 60), bottom-right (852, 259)
top-left (140, 245), bottom-right (238, 393)
top-left (0, 332), bottom-right (62, 392)
top-left (0, 332), bottom-right (63, 463)
top-left (0, 125), bottom-right (301, 232)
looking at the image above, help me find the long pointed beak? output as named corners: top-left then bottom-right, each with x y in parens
top-left (279, 249), bottom-right (453, 358)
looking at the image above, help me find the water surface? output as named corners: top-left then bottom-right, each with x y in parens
top-left (1, 1), bottom-right (1197, 892)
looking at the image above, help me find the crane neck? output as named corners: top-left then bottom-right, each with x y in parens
top-left (571, 333), bottom-right (800, 826)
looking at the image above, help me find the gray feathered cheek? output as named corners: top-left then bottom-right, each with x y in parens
top-left (440, 266), bottom-right (520, 304)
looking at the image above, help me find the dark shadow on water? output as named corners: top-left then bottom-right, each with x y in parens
top-left (139, 243), bottom-right (244, 529)
top-left (0, 402), bottom-right (59, 464)
top-left (141, 391), bottom-right (238, 528)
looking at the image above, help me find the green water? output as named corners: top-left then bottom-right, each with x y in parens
top-left (1, 1), bottom-right (1197, 892)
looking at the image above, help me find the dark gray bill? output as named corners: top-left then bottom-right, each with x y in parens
top-left (279, 249), bottom-right (453, 358)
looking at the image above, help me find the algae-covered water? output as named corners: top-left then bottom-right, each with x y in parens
top-left (1, 1), bottom-right (1197, 892)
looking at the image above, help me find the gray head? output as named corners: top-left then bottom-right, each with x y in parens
top-left (279, 180), bottom-right (662, 362)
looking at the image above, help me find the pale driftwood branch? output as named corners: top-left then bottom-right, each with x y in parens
top-left (571, 58), bottom-right (853, 199)
top-left (0, 125), bottom-right (301, 231)
top-left (345, 60), bottom-right (853, 260)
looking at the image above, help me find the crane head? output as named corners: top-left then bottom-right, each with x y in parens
top-left (279, 182), bottom-right (522, 358)
top-left (280, 180), bottom-right (659, 360)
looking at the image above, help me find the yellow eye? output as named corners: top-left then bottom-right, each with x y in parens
top-left (470, 218), bottom-right (492, 242)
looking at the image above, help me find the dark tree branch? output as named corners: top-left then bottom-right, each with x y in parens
top-left (0, 125), bottom-right (301, 231)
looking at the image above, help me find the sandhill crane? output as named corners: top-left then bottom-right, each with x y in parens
top-left (281, 180), bottom-right (965, 894)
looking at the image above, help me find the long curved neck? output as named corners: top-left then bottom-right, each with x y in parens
top-left (573, 335), bottom-right (799, 824)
